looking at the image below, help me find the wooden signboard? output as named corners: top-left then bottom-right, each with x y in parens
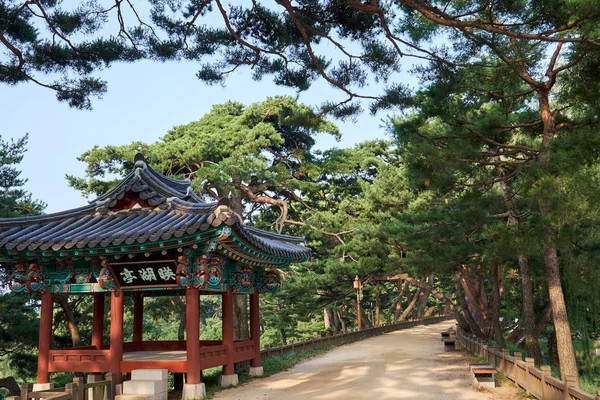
top-left (109, 260), bottom-right (178, 289)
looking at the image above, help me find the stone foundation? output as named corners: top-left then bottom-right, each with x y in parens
top-left (218, 374), bottom-right (239, 388)
top-left (182, 383), bottom-right (206, 400)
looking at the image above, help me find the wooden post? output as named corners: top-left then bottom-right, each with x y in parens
top-left (514, 352), bottom-right (522, 383)
top-left (87, 373), bottom-right (104, 400)
top-left (66, 382), bottom-right (79, 400)
top-left (133, 293), bottom-right (143, 343)
top-left (540, 365), bottom-right (551, 399)
top-left (105, 373), bottom-right (116, 400)
top-left (37, 289), bottom-right (54, 383)
top-left (495, 346), bottom-right (503, 368)
top-left (21, 383), bottom-right (32, 400)
top-left (109, 289), bottom-right (124, 384)
top-left (250, 293), bottom-right (261, 368)
top-left (92, 293), bottom-right (105, 350)
top-left (502, 348), bottom-right (510, 373)
top-left (72, 377), bottom-right (85, 400)
top-left (375, 281), bottom-right (380, 327)
top-left (525, 358), bottom-right (535, 391)
top-left (564, 375), bottom-right (578, 400)
top-left (222, 287), bottom-right (234, 375)
top-left (186, 287), bottom-right (201, 384)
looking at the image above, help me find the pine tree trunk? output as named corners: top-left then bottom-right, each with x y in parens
top-left (536, 303), bottom-right (552, 337)
top-left (537, 89), bottom-right (579, 381)
top-left (476, 277), bottom-right (489, 311)
top-left (454, 273), bottom-right (485, 337)
top-left (55, 295), bottom-right (80, 347)
top-left (336, 308), bottom-right (347, 333)
top-left (324, 308), bottom-right (338, 333)
top-left (171, 295), bottom-right (187, 341)
top-left (543, 232), bottom-right (578, 380)
top-left (393, 280), bottom-right (407, 322)
top-left (229, 188), bottom-right (250, 340)
top-left (496, 155), bottom-right (543, 363)
top-left (518, 254), bottom-right (543, 364)
top-left (547, 331), bottom-right (560, 367)
top-left (399, 287), bottom-right (420, 322)
top-left (416, 274), bottom-right (433, 319)
top-left (490, 263), bottom-right (506, 348)
top-left (233, 294), bottom-right (249, 340)
top-left (458, 269), bottom-right (488, 331)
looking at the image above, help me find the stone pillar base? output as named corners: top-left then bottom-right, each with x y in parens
top-left (248, 367), bottom-right (264, 377)
top-left (182, 383), bottom-right (206, 400)
top-left (33, 383), bottom-right (54, 391)
top-left (218, 374), bottom-right (238, 388)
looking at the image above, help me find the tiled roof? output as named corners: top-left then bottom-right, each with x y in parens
top-left (0, 154), bottom-right (310, 261)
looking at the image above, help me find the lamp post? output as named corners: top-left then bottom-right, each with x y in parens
top-left (375, 280), bottom-right (380, 326)
top-left (354, 275), bottom-right (362, 330)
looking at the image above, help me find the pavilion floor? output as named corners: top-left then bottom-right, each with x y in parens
top-left (49, 341), bottom-right (255, 374)
top-left (123, 351), bottom-right (187, 361)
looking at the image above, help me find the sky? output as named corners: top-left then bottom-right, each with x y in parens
top-left (1, 57), bottom-right (413, 213)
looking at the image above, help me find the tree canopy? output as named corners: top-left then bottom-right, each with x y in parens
top-left (4, 0), bottom-right (599, 113)
top-left (0, 134), bottom-right (45, 217)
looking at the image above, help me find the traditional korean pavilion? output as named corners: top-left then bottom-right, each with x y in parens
top-left (0, 154), bottom-right (310, 398)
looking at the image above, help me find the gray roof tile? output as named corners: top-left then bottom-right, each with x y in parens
top-left (0, 154), bottom-right (310, 261)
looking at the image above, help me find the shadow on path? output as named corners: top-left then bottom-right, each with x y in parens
top-left (213, 320), bottom-right (518, 400)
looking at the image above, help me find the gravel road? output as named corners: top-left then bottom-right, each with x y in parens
top-left (213, 320), bottom-right (518, 400)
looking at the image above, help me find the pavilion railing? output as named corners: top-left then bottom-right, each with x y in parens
top-left (12, 374), bottom-right (116, 400)
top-left (48, 349), bottom-right (110, 373)
top-left (233, 314), bottom-right (453, 372)
top-left (457, 328), bottom-right (600, 400)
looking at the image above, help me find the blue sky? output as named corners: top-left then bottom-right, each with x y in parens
top-left (2, 59), bottom-right (412, 213)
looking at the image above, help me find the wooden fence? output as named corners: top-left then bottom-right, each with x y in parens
top-left (9, 373), bottom-right (115, 400)
top-left (457, 329), bottom-right (600, 400)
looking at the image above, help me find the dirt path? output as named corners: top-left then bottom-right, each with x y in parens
top-left (213, 320), bottom-right (519, 400)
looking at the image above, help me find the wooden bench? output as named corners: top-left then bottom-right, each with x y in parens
top-left (440, 332), bottom-right (450, 341)
top-left (470, 364), bottom-right (496, 388)
top-left (443, 338), bottom-right (456, 351)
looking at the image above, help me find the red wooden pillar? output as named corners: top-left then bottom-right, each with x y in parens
top-left (222, 287), bottom-right (234, 375)
top-left (92, 293), bottom-right (105, 350)
top-left (186, 288), bottom-right (201, 384)
top-left (250, 293), bottom-right (260, 368)
top-left (37, 290), bottom-right (54, 383)
top-left (133, 293), bottom-right (143, 343)
top-left (109, 289), bottom-right (124, 384)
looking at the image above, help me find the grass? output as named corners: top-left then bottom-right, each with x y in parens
top-left (516, 388), bottom-right (537, 399)
top-left (471, 354), bottom-right (488, 365)
top-left (580, 374), bottom-right (600, 395)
